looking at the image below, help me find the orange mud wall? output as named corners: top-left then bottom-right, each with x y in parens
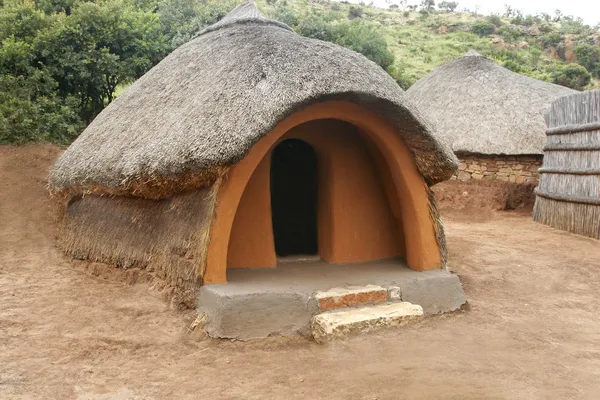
top-left (204, 101), bottom-right (442, 284)
top-left (227, 119), bottom-right (404, 269)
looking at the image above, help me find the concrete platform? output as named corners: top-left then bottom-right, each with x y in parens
top-left (197, 259), bottom-right (466, 340)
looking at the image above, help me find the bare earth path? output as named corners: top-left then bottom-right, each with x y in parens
top-left (1, 144), bottom-right (600, 400)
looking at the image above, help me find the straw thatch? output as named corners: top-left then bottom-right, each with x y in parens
top-left (50, 1), bottom-right (458, 293)
top-left (406, 50), bottom-right (576, 156)
top-left (533, 91), bottom-right (600, 239)
top-left (48, 0), bottom-right (457, 199)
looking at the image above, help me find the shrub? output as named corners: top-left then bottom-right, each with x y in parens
top-left (0, 73), bottom-right (84, 144)
top-left (551, 64), bottom-right (591, 90)
top-left (470, 21), bottom-right (495, 36)
top-left (540, 32), bottom-right (564, 48)
top-left (333, 20), bottom-right (395, 71)
top-left (420, 0), bottom-right (435, 11)
top-left (498, 25), bottom-right (522, 42)
top-left (487, 14), bottom-right (502, 27)
top-left (575, 43), bottom-right (600, 78)
top-left (502, 59), bottom-right (522, 73)
top-left (297, 17), bottom-right (336, 42)
top-left (438, 1), bottom-right (458, 12)
top-left (297, 18), bottom-right (394, 73)
top-left (348, 6), bottom-right (363, 19)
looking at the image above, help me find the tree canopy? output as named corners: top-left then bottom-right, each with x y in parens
top-left (1, 0), bottom-right (598, 144)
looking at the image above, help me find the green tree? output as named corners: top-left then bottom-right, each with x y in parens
top-left (333, 20), bottom-right (395, 71)
top-left (0, 37), bottom-right (83, 143)
top-left (551, 64), bottom-right (591, 90)
top-left (158, 0), bottom-right (235, 48)
top-left (34, 0), bottom-right (168, 121)
top-left (348, 6), bottom-right (363, 19)
top-left (420, 0), bottom-right (435, 11)
top-left (0, 0), bottom-right (51, 41)
top-left (471, 21), bottom-right (495, 36)
top-left (298, 16), bottom-right (394, 73)
top-left (575, 43), bottom-right (600, 78)
top-left (438, 1), bottom-right (458, 12)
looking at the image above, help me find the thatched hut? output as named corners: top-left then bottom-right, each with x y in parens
top-left (49, 1), bottom-right (458, 305)
top-left (533, 91), bottom-right (600, 239)
top-left (406, 50), bottom-right (575, 185)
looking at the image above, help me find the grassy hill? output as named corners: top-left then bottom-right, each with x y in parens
top-left (257, 0), bottom-right (600, 90)
top-left (2, 0), bottom-right (599, 144)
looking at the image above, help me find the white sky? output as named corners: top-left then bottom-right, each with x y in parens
top-left (345, 0), bottom-right (600, 26)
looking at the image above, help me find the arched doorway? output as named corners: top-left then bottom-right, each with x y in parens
top-left (270, 139), bottom-right (318, 257)
top-left (204, 101), bottom-right (443, 284)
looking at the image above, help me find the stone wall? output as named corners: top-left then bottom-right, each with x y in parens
top-left (452, 154), bottom-right (543, 184)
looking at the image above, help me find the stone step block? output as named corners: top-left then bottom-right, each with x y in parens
top-left (313, 285), bottom-right (388, 312)
top-left (311, 302), bottom-right (424, 343)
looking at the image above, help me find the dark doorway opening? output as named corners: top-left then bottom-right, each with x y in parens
top-left (270, 139), bottom-right (318, 257)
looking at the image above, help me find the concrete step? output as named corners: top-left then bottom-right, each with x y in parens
top-left (313, 284), bottom-right (389, 312)
top-left (311, 302), bottom-right (424, 343)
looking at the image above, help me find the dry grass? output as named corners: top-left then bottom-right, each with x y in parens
top-left (406, 51), bottom-right (575, 155)
top-left (59, 188), bottom-right (219, 308)
top-left (534, 90), bottom-right (600, 239)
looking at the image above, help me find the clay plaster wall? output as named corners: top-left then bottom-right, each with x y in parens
top-left (204, 101), bottom-right (443, 284)
top-left (227, 119), bottom-right (403, 268)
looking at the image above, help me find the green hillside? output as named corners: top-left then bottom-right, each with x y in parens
top-left (256, 0), bottom-right (600, 90)
top-left (1, 0), bottom-right (599, 144)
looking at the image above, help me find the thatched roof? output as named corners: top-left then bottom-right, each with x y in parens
top-left (406, 50), bottom-right (576, 156)
top-left (49, 0), bottom-right (457, 198)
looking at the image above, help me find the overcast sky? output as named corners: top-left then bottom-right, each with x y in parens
top-left (344, 0), bottom-right (600, 26)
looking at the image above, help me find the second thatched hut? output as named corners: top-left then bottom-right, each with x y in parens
top-left (406, 50), bottom-right (575, 185)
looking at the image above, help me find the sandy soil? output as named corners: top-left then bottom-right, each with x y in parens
top-left (1, 144), bottom-right (600, 400)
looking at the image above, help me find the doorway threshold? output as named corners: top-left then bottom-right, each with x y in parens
top-left (277, 254), bottom-right (320, 264)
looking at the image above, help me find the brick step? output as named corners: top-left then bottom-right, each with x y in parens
top-left (310, 302), bottom-right (424, 343)
top-left (313, 284), bottom-right (400, 312)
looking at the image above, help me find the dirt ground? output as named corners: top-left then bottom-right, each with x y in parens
top-left (2, 144), bottom-right (600, 400)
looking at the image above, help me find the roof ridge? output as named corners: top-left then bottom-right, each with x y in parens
top-left (465, 49), bottom-right (482, 57)
top-left (221, 0), bottom-right (263, 22)
top-left (198, 1), bottom-right (293, 36)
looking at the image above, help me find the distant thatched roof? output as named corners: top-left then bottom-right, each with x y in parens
top-left (49, 0), bottom-right (457, 198)
top-left (406, 50), bottom-right (576, 156)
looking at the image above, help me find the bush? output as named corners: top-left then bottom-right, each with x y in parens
top-left (501, 59), bottom-right (523, 73)
top-left (297, 17), bottom-right (394, 73)
top-left (470, 21), bottom-right (495, 36)
top-left (272, 7), bottom-right (298, 27)
top-left (438, 1), bottom-right (458, 12)
top-left (575, 43), bottom-right (600, 78)
top-left (297, 17), bottom-right (336, 42)
top-left (492, 48), bottom-right (528, 70)
top-left (388, 65), bottom-right (414, 89)
top-left (420, 0), bottom-right (435, 11)
top-left (487, 14), bottom-right (502, 27)
top-left (332, 20), bottom-right (395, 71)
top-left (348, 6), bottom-right (363, 19)
top-left (498, 25), bottom-right (522, 42)
top-left (551, 64), bottom-right (591, 90)
top-left (540, 32), bottom-right (564, 48)
top-left (0, 74), bottom-right (84, 144)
